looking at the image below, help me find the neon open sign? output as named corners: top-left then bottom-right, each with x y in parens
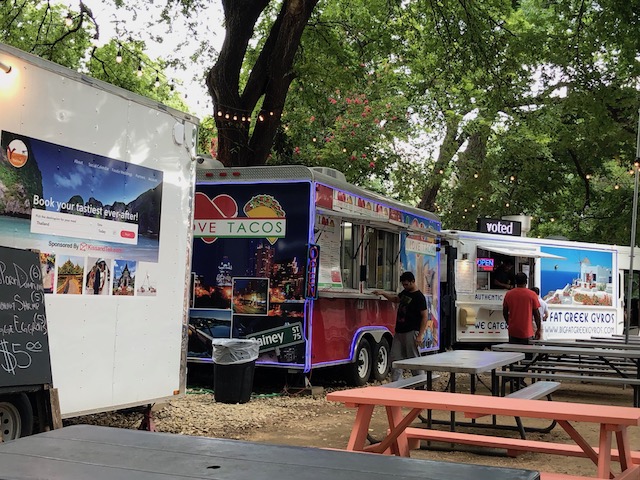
top-left (476, 257), bottom-right (494, 271)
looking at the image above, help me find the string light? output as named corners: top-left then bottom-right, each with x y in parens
top-left (473, 173), bottom-right (479, 178)
top-left (154, 76), bottom-right (160, 88)
top-left (510, 175), bottom-right (515, 181)
top-left (116, 49), bottom-right (123, 64)
top-left (65, 13), bottom-right (73, 27)
top-left (585, 174), bottom-right (592, 180)
top-left (137, 64), bottom-right (143, 77)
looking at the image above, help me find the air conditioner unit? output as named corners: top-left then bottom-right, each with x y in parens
top-left (311, 166), bottom-right (347, 182)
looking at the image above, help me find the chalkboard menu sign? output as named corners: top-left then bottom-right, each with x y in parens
top-left (0, 247), bottom-right (52, 387)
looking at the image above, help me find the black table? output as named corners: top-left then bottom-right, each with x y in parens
top-left (0, 425), bottom-right (540, 480)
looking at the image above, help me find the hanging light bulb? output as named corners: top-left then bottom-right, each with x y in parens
top-left (65, 13), bottom-right (73, 27)
top-left (510, 175), bottom-right (515, 181)
top-left (137, 64), bottom-right (143, 77)
top-left (116, 49), bottom-right (123, 63)
top-left (473, 173), bottom-right (479, 178)
top-left (154, 76), bottom-right (160, 88)
top-left (615, 184), bottom-right (620, 190)
top-left (585, 174), bottom-right (592, 180)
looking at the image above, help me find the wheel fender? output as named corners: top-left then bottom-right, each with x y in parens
top-left (349, 328), bottom-right (391, 362)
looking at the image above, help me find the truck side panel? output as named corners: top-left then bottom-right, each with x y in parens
top-left (190, 181), bottom-right (312, 368)
top-left (310, 297), bottom-right (396, 365)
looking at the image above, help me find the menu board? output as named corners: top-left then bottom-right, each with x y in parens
top-left (315, 214), bottom-right (343, 288)
top-left (0, 247), bottom-right (52, 387)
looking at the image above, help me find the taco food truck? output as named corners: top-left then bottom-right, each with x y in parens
top-left (0, 43), bottom-right (197, 439)
top-left (188, 165), bottom-right (441, 385)
top-left (440, 218), bottom-right (626, 349)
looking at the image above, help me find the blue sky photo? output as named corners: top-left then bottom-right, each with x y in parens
top-left (540, 246), bottom-right (613, 294)
top-left (29, 134), bottom-right (162, 208)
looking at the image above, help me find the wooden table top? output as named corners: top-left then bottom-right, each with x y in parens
top-left (0, 425), bottom-right (541, 480)
top-left (393, 349), bottom-right (525, 373)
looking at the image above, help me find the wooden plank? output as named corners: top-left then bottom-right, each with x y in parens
top-left (382, 374), bottom-right (439, 389)
top-left (48, 387), bottom-right (63, 430)
top-left (465, 381), bottom-right (560, 420)
top-left (327, 387), bottom-right (640, 426)
top-left (404, 427), bottom-right (640, 463)
top-left (496, 371), bottom-right (640, 386)
top-left (539, 473), bottom-right (595, 480)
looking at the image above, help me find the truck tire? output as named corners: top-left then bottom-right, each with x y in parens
top-left (0, 393), bottom-right (34, 440)
top-left (346, 339), bottom-right (372, 386)
top-left (371, 337), bottom-right (391, 382)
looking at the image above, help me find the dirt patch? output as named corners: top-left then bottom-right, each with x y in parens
top-left (65, 373), bottom-right (639, 477)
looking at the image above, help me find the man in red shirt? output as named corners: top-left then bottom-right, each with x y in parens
top-left (503, 272), bottom-right (542, 343)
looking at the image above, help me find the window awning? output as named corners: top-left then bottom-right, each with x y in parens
top-left (477, 243), bottom-right (566, 260)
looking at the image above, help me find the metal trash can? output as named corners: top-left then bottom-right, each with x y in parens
top-left (211, 339), bottom-right (259, 404)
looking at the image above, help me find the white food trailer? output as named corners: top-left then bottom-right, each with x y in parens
top-left (440, 218), bottom-right (628, 349)
top-left (0, 43), bottom-right (197, 439)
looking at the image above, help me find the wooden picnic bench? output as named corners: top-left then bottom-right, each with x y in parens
top-left (327, 386), bottom-right (640, 480)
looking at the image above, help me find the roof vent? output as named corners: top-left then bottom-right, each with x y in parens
top-left (310, 166), bottom-right (346, 182)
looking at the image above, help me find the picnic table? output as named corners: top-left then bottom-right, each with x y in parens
top-left (491, 343), bottom-right (640, 406)
top-left (0, 424), bottom-right (541, 480)
top-left (327, 386), bottom-right (640, 480)
top-left (392, 349), bottom-right (525, 394)
top-left (391, 350), bottom-right (546, 437)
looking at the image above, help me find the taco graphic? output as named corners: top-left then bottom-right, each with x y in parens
top-left (243, 195), bottom-right (285, 245)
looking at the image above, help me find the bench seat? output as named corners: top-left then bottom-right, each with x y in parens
top-left (382, 373), bottom-right (439, 389)
top-left (496, 370), bottom-right (640, 386)
top-left (404, 427), bottom-right (640, 463)
top-left (465, 381), bottom-right (560, 420)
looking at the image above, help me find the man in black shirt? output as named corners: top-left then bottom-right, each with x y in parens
top-left (373, 271), bottom-right (429, 382)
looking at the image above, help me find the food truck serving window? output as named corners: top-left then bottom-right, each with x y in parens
top-left (366, 228), bottom-right (398, 291)
top-left (338, 223), bottom-right (399, 290)
top-left (341, 222), bottom-right (358, 289)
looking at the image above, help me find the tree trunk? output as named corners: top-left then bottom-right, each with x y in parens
top-left (206, 0), bottom-right (319, 167)
top-left (418, 116), bottom-right (466, 212)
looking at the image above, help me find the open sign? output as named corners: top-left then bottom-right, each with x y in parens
top-left (476, 257), bottom-right (494, 271)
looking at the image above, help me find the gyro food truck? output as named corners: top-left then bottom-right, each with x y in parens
top-left (188, 166), bottom-right (441, 385)
top-left (441, 221), bottom-right (625, 349)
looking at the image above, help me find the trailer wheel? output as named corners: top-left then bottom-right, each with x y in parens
top-left (0, 393), bottom-right (34, 440)
top-left (346, 339), bottom-right (372, 386)
top-left (371, 338), bottom-right (391, 382)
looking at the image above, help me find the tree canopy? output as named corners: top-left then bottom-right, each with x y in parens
top-left (1, 0), bottom-right (639, 245)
